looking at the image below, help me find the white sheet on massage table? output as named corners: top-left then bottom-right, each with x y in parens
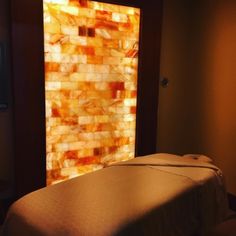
top-left (0, 153), bottom-right (229, 236)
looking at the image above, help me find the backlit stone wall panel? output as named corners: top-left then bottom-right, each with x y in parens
top-left (44, 0), bottom-right (140, 185)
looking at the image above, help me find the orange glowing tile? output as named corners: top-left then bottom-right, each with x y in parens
top-left (77, 46), bottom-right (95, 55)
top-left (96, 10), bottom-right (112, 21)
top-left (130, 106), bottom-right (136, 114)
top-left (69, 35), bottom-right (87, 45)
top-left (44, 23), bottom-right (61, 34)
top-left (109, 82), bottom-right (124, 90)
top-left (103, 39), bottom-right (119, 48)
top-left (61, 44), bottom-right (78, 54)
top-left (60, 5), bottom-right (79, 15)
top-left (78, 0), bottom-right (88, 8)
top-left (87, 38), bottom-right (103, 47)
top-left (119, 22), bottom-right (133, 32)
top-left (112, 13), bottom-right (128, 23)
top-left (95, 20), bottom-right (119, 31)
top-left (119, 6), bottom-right (136, 15)
top-left (45, 62), bottom-right (60, 72)
top-left (103, 56), bottom-right (121, 65)
top-left (59, 63), bottom-right (77, 73)
top-left (102, 3), bottom-right (120, 12)
top-left (77, 156), bottom-right (101, 165)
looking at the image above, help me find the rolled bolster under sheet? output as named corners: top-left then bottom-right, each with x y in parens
top-left (0, 153), bottom-right (230, 236)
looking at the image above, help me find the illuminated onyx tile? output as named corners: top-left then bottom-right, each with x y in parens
top-left (44, 0), bottom-right (140, 185)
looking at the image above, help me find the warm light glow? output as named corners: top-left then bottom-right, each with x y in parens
top-left (44, 0), bottom-right (140, 185)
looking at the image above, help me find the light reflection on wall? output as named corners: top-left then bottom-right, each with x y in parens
top-left (43, 0), bottom-right (140, 185)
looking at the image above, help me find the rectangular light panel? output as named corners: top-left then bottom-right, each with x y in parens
top-left (44, 0), bottom-right (140, 185)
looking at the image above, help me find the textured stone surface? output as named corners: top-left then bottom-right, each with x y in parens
top-left (44, 0), bottom-right (140, 185)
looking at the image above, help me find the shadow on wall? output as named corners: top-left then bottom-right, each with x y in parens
top-left (158, 0), bottom-right (236, 194)
top-left (191, 0), bottom-right (236, 194)
top-left (0, 0), bottom-right (14, 199)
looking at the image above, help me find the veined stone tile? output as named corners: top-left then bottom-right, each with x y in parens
top-left (87, 18), bottom-right (96, 27)
top-left (69, 141), bottom-right (86, 150)
top-left (45, 53), bottom-right (52, 62)
top-left (60, 54), bottom-right (71, 63)
top-left (49, 0), bottom-right (69, 4)
top-left (112, 12), bottom-right (128, 23)
top-left (78, 116), bottom-right (94, 125)
top-left (60, 134), bottom-right (78, 143)
top-left (70, 54), bottom-right (87, 64)
top-left (119, 22), bottom-right (133, 32)
top-left (45, 43), bottom-right (61, 53)
top-left (77, 46), bottom-right (95, 55)
top-left (103, 56), bottom-right (121, 65)
top-left (50, 34), bottom-right (69, 44)
top-left (85, 73), bottom-right (103, 81)
top-left (63, 159), bottom-right (78, 168)
top-left (94, 47), bottom-right (110, 56)
top-left (87, 55), bottom-right (103, 64)
top-left (47, 135), bottom-right (62, 144)
top-left (79, 8), bottom-right (95, 18)
top-left (94, 115), bottom-right (109, 123)
top-left (44, 23), bottom-right (61, 34)
top-left (51, 125), bottom-right (76, 135)
top-left (59, 63), bottom-right (77, 73)
top-left (46, 117), bottom-right (61, 127)
top-left (96, 10), bottom-right (112, 21)
top-left (78, 132), bottom-right (94, 140)
top-left (69, 90), bottom-right (86, 99)
top-left (123, 114), bottom-right (136, 122)
top-left (85, 140), bottom-right (102, 149)
top-left (124, 66), bottom-right (136, 75)
top-left (95, 28), bottom-right (111, 39)
top-left (78, 64), bottom-right (95, 73)
top-left (54, 143), bottom-right (70, 152)
top-left (130, 106), bottom-right (136, 114)
top-left (45, 81), bottom-right (61, 90)
top-left (119, 6), bottom-right (137, 15)
top-left (50, 53), bottom-right (62, 63)
top-left (103, 39), bottom-right (119, 49)
top-left (94, 82), bottom-right (109, 90)
top-left (87, 38), bottom-right (103, 47)
top-left (61, 25), bottom-right (78, 35)
top-left (70, 72), bottom-right (86, 81)
top-left (61, 44), bottom-right (78, 54)
top-left (60, 5), bottom-right (79, 15)
top-left (60, 82), bottom-right (79, 90)
top-left (110, 65), bottom-right (125, 74)
top-left (124, 98), bottom-right (136, 106)
top-left (69, 35), bottom-right (87, 45)
top-left (102, 3), bottom-right (120, 13)
top-left (110, 49), bottom-right (125, 57)
top-left (129, 15), bottom-right (140, 25)
top-left (95, 20), bottom-right (119, 31)
top-left (77, 82), bottom-right (94, 90)
top-left (102, 73), bottom-right (124, 81)
top-left (94, 64), bottom-right (110, 73)
top-left (78, 148), bottom-right (94, 157)
top-left (124, 82), bottom-right (136, 90)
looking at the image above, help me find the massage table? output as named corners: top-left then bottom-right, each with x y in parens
top-left (0, 153), bottom-right (230, 236)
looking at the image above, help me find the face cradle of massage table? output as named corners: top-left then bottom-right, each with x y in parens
top-left (0, 153), bottom-right (229, 236)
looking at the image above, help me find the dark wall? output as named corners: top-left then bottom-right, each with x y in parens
top-left (0, 0), bottom-right (14, 198)
top-left (158, 0), bottom-right (236, 194)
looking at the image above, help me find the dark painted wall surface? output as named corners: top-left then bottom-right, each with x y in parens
top-left (158, 0), bottom-right (236, 194)
top-left (0, 0), bottom-right (14, 198)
